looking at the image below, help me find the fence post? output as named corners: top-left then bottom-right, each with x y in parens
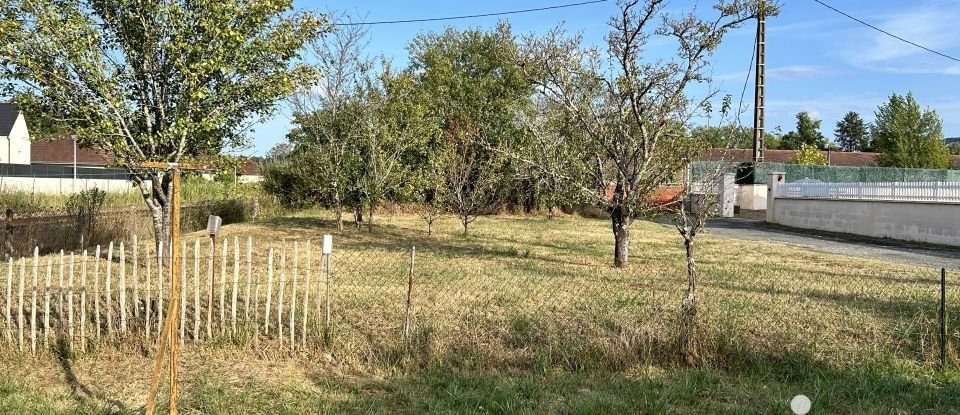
top-left (57, 250), bottom-right (64, 335)
top-left (404, 246), bottom-right (416, 343)
top-left (264, 247), bottom-right (273, 335)
top-left (219, 239), bottom-right (227, 335)
top-left (207, 237), bottom-right (214, 339)
top-left (145, 244), bottom-right (151, 339)
top-left (18, 258), bottom-right (24, 352)
top-left (194, 239), bottom-right (201, 340)
top-left (941, 268), bottom-right (947, 370)
top-left (68, 253), bottom-right (75, 351)
top-left (4, 258), bottom-right (10, 346)
top-left (94, 245), bottom-right (100, 339)
top-left (132, 235), bottom-right (138, 319)
top-left (80, 251), bottom-right (87, 352)
top-left (277, 242), bottom-right (286, 344)
top-left (288, 241), bottom-right (298, 346)
top-left (31, 247), bottom-right (38, 355)
top-left (157, 241), bottom-right (163, 338)
top-left (119, 243), bottom-right (126, 335)
top-left (244, 237), bottom-right (252, 324)
top-left (44, 257), bottom-right (51, 349)
top-left (232, 236), bottom-right (239, 336)
top-left (106, 242), bottom-right (113, 337)
top-left (323, 235), bottom-right (332, 345)
top-left (302, 241), bottom-right (310, 348)
top-left (179, 240), bottom-right (186, 345)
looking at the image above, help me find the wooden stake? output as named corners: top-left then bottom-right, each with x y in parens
top-left (80, 251), bottom-right (87, 353)
top-left (68, 253), bottom-right (75, 350)
top-left (179, 240), bottom-right (186, 345)
top-left (31, 247), bottom-right (38, 355)
top-left (264, 248), bottom-right (273, 335)
top-left (157, 241), bottom-right (163, 337)
top-left (289, 241), bottom-right (298, 346)
top-left (44, 257), bottom-right (51, 349)
top-left (231, 236), bottom-right (239, 335)
top-left (194, 239), bottom-right (200, 340)
top-left (94, 245), bottom-right (101, 339)
top-left (169, 168), bottom-right (183, 414)
top-left (404, 246), bottom-right (416, 342)
top-left (277, 242), bottom-right (286, 343)
top-left (106, 242), bottom-right (113, 336)
top-left (57, 250), bottom-right (64, 334)
top-left (120, 242), bottom-right (127, 334)
top-left (302, 241), bottom-right (310, 348)
top-left (145, 244), bottom-right (152, 339)
top-left (219, 239), bottom-right (227, 334)
top-left (5, 258), bottom-right (11, 347)
top-left (206, 237), bottom-right (214, 339)
top-left (132, 235), bottom-right (138, 319)
top-left (244, 237), bottom-right (252, 324)
top-left (18, 257), bottom-right (24, 352)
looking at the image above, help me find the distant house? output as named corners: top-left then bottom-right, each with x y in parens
top-left (0, 103), bottom-right (31, 164)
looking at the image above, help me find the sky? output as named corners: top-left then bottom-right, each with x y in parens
top-left (244, 0), bottom-right (960, 155)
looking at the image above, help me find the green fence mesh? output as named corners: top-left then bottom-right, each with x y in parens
top-left (690, 161), bottom-right (960, 185)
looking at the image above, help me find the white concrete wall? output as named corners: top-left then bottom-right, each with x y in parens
top-left (737, 184), bottom-right (767, 210)
top-left (766, 173), bottom-right (960, 246)
top-left (0, 176), bottom-right (135, 194)
top-left (0, 112), bottom-right (31, 164)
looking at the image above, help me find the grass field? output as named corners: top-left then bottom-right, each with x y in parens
top-left (1, 210), bottom-right (958, 414)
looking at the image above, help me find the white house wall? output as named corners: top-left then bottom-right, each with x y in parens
top-left (0, 113), bottom-right (31, 164)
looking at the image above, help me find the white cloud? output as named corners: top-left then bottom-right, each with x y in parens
top-left (846, 2), bottom-right (960, 75)
top-left (714, 65), bottom-right (836, 82)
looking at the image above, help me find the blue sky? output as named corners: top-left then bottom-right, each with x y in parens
top-left (245, 0), bottom-right (960, 155)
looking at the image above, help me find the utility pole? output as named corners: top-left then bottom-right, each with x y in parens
top-left (752, 0), bottom-right (767, 163)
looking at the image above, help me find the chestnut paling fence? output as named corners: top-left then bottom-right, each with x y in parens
top-left (0, 234), bottom-right (956, 372)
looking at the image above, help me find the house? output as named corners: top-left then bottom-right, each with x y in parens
top-left (0, 103), bottom-right (31, 164)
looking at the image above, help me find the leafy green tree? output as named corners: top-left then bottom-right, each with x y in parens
top-left (408, 22), bottom-right (531, 235)
top-left (690, 125), bottom-right (753, 148)
top-left (834, 111), bottom-right (870, 152)
top-left (873, 92), bottom-right (950, 169)
top-left (0, 0), bottom-right (324, 247)
top-left (518, 0), bottom-right (771, 267)
top-left (782, 112), bottom-right (826, 149)
top-left (795, 143), bottom-right (827, 165)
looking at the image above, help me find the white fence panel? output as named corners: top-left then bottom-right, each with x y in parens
top-left (778, 181), bottom-right (960, 203)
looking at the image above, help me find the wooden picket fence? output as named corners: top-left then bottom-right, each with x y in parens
top-left (0, 235), bottom-right (332, 355)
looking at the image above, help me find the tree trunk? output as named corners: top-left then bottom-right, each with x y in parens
top-left (353, 203), bottom-right (363, 229)
top-left (461, 216), bottom-right (469, 236)
top-left (679, 232), bottom-right (701, 366)
top-left (135, 174), bottom-right (172, 264)
top-left (426, 218), bottom-right (433, 236)
top-left (547, 205), bottom-right (555, 220)
top-left (611, 206), bottom-right (630, 267)
top-left (367, 202), bottom-right (374, 233)
top-left (333, 185), bottom-right (343, 231)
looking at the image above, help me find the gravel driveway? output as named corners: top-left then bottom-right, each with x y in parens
top-left (700, 217), bottom-right (960, 269)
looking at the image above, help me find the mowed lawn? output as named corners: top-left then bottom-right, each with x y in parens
top-left (1, 210), bottom-right (958, 414)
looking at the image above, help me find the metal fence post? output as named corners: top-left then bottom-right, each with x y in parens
top-left (323, 235), bottom-right (332, 345)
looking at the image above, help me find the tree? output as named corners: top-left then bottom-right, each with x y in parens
top-left (288, 13), bottom-right (370, 230)
top-left (409, 22), bottom-right (531, 235)
top-left (795, 143), bottom-right (827, 165)
top-left (873, 92), bottom-right (950, 169)
top-left (690, 125), bottom-right (752, 149)
top-left (834, 111), bottom-right (869, 152)
top-left (782, 112), bottom-right (826, 149)
top-left (518, 0), bottom-right (773, 267)
top-left (0, 0), bottom-right (324, 248)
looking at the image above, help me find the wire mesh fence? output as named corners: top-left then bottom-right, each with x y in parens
top-left (0, 234), bottom-right (956, 371)
top-left (691, 161), bottom-right (960, 185)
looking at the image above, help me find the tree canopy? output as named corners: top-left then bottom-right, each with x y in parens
top-left (834, 111), bottom-right (870, 152)
top-left (873, 92), bottom-right (950, 169)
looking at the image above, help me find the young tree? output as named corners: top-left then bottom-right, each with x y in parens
top-left (515, 98), bottom-right (585, 219)
top-left (289, 13), bottom-right (370, 230)
top-left (518, 0), bottom-right (774, 267)
top-left (1, 0), bottom-right (325, 248)
top-left (834, 111), bottom-right (869, 152)
top-left (873, 92), bottom-right (950, 169)
top-left (795, 143), bottom-right (827, 165)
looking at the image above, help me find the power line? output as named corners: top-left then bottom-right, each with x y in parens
top-left (811, 0), bottom-right (960, 63)
top-left (334, 0), bottom-right (609, 26)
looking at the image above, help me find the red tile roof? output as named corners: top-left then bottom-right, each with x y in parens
top-left (31, 139), bottom-right (115, 165)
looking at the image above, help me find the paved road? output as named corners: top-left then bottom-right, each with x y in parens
top-left (701, 217), bottom-right (960, 269)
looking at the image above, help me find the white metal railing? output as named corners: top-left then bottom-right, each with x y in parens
top-left (777, 181), bottom-right (960, 203)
